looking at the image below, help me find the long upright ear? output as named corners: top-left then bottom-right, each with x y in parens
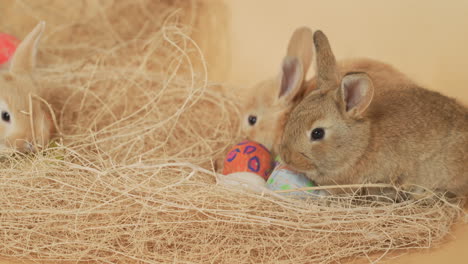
top-left (339, 72), bottom-right (374, 118)
top-left (278, 56), bottom-right (303, 103)
top-left (277, 27), bottom-right (313, 104)
top-left (286, 27), bottom-right (313, 78)
top-left (313, 30), bottom-right (339, 89)
top-left (9, 21), bottom-right (45, 74)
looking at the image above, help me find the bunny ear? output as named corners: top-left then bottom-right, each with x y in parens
top-left (9, 21), bottom-right (45, 74)
top-left (278, 56), bottom-right (304, 103)
top-left (277, 27), bottom-right (313, 104)
top-left (339, 72), bottom-right (374, 118)
top-left (313, 30), bottom-right (339, 89)
top-left (286, 26), bottom-right (314, 79)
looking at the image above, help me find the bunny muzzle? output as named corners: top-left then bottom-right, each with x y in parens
top-left (279, 143), bottom-right (315, 172)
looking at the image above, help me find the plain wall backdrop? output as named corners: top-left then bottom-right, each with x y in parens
top-left (227, 0), bottom-right (468, 105)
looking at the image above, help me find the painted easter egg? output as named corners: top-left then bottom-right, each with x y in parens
top-left (266, 156), bottom-right (328, 198)
top-left (0, 33), bottom-right (19, 65)
top-left (223, 140), bottom-right (273, 180)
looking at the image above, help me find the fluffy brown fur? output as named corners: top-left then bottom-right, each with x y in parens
top-left (281, 30), bottom-right (468, 197)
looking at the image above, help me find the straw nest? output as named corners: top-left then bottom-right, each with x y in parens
top-left (0, 1), bottom-right (465, 263)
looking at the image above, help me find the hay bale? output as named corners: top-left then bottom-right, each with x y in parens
top-left (0, 1), bottom-right (464, 263)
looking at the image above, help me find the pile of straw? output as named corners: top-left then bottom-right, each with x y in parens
top-left (0, 1), bottom-right (464, 263)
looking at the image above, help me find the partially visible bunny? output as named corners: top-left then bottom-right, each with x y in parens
top-left (280, 30), bottom-right (468, 197)
top-left (240, 27), bottom-right (314, 155)
top-left (0, 21), bottom-right (53, 152)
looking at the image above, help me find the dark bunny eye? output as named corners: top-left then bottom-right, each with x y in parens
top-left (311, 128), bottom-right (325, 140)
top-left (248, 115), bottom-right (257, 126)
top-left (1, 111), bottom-right (10, 123)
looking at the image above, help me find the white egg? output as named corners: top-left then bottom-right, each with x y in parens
top-left (216, 172), bottom-right (267, 193)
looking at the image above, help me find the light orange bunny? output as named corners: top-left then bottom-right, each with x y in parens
top-left (0, 21), bottom-right (53, 152)
top-left (240, 27), bottom-right (314, 155)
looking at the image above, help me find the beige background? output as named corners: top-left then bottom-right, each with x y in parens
top-left (226, 0), bottom-right (468, 106)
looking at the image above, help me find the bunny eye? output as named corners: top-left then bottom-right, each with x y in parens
top-left (311, 128), bottom-right (325, 140)
top-left (248, 115), bottom-right (257, 126)
top-left (1, 111), bottom-right (10, 123)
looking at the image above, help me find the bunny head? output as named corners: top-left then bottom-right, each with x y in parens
top-left (240, 27), bottom-right (314, 154)
top-left (280, 31), bottom-right (375, 180)
top-left (0, 21), bottom-right (53, 152)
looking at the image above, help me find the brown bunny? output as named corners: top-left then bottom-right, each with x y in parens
top-left (280, 30), bottom-right (468, 198)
